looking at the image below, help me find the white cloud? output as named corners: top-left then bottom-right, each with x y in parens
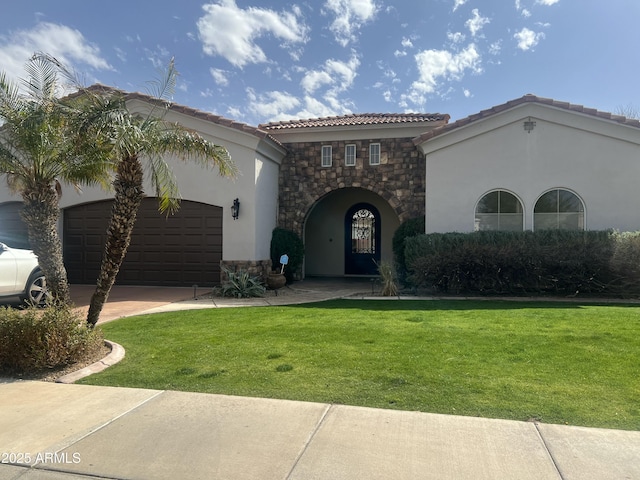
top-left (403, 43), bottom-right (481, 107)
top-left (197, 0), bottom-right (309, 68)
top-left (465, 9), bottom-right (490, 37)
top-left (0, 22), bottom-right (112, 85)
top-left (247, 88), bottom-right (301, 119)
top-left (394, 50), bottom-right (407, 58)
top-left (514, 27), bottom-right (545, 50)
top-left (301, 54), bottom-right (360, 95)
top-left (324, 0), bottom-right (379, 47)
top-left (447, 31), bottom-right (466, 44)
top-left (453, 0), bottom-right (467, 12)
top-left (401, 37), bottom-right (414, 48)
top-left (463, 88), bottom-right (472, 98)
top-left (537, 0), bottom-right (560, 5)
top-left (210, 68), bottom-right (230, 86)
top-left (488, 40), bottom-right (502, 55)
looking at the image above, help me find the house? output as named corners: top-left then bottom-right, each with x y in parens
top-left (1, 90), bottom-right (639, 286)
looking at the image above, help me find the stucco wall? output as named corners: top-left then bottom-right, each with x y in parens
top-left (0, 100), bottom-right (284, 267)
top-left (420, 104), bottom-right (640, 233)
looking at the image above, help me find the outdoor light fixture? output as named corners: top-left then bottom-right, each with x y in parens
top-left (231, 198), bottom-right (240, 220)
top-left (523, 117), bottom-right (536, 133)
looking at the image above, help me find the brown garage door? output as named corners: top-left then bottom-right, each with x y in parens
top-left (64, 198), bottom-right (222, 286)
top-left (0, 202), bottom-right (30, 249)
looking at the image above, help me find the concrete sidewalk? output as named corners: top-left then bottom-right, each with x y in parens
top-left (1, 380), bottom-right (639, 480)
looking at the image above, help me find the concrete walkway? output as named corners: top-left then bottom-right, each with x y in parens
top-left (1, 279), bottom-right (639, 479)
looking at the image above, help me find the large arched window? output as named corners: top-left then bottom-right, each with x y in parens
top-left (475, 190), bottom-right (524, 231)
top-left (534, 189), bottom-right (584, 230)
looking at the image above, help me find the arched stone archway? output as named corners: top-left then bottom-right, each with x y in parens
top-left (277, 136), bottom-right (426, 240)
top-left (303, 188), bottom-right (400, 276)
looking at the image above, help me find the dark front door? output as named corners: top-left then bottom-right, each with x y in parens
top-left (345, 203), bottom-right (381, 275)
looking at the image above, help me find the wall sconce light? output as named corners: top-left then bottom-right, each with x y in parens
top-left (231, 198), bottom-right (240, 220)
top-left (523, 117), bottom-right (536, 133)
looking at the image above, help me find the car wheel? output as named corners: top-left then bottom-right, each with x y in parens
top-left (21, 271), bottom-right (49, 306)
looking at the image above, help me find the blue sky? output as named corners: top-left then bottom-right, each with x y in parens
top-left (1, 0), bottom-right (638, 126)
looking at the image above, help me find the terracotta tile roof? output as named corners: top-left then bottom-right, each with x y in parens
top-left (82, 84), bottom-right (283, 147)
top-left (413, 94), bottom-right (640, 145)
top-left (260, 112), bottom-right (449, 130)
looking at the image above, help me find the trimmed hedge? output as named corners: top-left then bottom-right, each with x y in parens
top-left (405, 230), bottom-right (640, 297)
top-left (392, 216), bottom-right (425, 283)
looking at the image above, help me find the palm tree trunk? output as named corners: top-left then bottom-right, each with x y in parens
top-left (87, 155), bottom-right (144, 327)
top-left (21, 184), bottom-right (70, 305)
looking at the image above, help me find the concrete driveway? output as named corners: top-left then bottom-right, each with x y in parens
top-left (70, 284), bottom-right (197, 323)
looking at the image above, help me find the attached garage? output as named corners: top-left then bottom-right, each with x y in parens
top-left (64, 198), bottom-right (223, 287)
top-left (0, 202), bottom-right (30, 249)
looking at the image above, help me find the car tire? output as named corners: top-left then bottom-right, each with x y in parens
top-left (21, 270), bottom-right (49, 306)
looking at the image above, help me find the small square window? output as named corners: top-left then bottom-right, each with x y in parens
top-left (345, 144), bottom-right (356, 166)
top-left (321, 145), bottom-right (332, 167)
top-left (369, 143), bottom-right (380, 165)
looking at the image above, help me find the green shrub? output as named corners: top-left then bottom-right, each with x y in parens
top-left (0, 305), bottom-right (104, 375)
top-left (392, 217), bottom-right (425, 283)
top-left (218, 268), bottom-right (266, 298)
top-left (270, 227), bottom-right (304, 283)
top-left (405, 230), bottom-right (640, 297)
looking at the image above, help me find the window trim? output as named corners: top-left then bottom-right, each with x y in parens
top-left (369, 143), bottom-right (381, 165)
top-left (345, 144), bottom-right (356, 166)
top-left (321, 145), bottom-right (332, 167)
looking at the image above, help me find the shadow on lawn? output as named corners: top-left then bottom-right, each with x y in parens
top-left (293, 298), bottom-right (640, 311)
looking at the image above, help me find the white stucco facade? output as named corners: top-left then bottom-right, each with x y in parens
top-left (0, 95), bottom-right (285, 266)
top-left (416, 101), bottom-right (640, 234)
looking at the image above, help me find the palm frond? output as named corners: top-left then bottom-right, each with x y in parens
top-left (22, 55), bottom-right (59, 102)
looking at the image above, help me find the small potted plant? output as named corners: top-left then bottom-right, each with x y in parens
top-left (267, 254), bottom-right (288, 291)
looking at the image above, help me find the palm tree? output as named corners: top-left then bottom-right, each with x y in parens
top-left (85, 60), bottom-right (236, 326)
top-left (0, 56), bottom-right (111, 304)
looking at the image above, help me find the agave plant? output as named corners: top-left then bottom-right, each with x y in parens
top-left (218, 268), bottom-right (266, 299)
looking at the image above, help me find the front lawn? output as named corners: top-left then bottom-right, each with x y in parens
top-left (79, 300), bottom-right (640, 430)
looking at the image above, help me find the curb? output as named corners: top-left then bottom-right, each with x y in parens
top-left (55, 340), bottom-right (125, 384)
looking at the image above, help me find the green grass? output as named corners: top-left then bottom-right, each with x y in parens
top-left (79, 300), bottom-right (640, 430)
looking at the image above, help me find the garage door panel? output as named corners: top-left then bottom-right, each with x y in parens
top-left (64, 198), bottom-right (222, 286)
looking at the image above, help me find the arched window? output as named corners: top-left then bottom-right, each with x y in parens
top-left (475, 190), bottom-right (524, 231)
top-left (534, 189), bottom-right (584, 230)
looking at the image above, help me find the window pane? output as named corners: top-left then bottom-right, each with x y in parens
top-left (499, 192), bottom-right (522, 213)
top-left (321, 146), bottom-right (332, 167)
top-left (534, 191), bottom-right (557, 213)
top-left (477, 191), bottom-right (499, 214)
top-left (345, 144), bottom-right (356, 166)
top-left (557, 213), bottom-right (584, 230)
top-left (534, 213), bottom-right (558, 230)
top-left (558, 190), bottom-right (583, 212)
top-left (475, 214), bottom-right (499, 231)
top-left (369, 144), bottom-right (380, 165)
top-left (499, 214), bottom-right (524, 231)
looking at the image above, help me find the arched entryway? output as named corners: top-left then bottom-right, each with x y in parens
top-left (344, 203), bottom-right (380, 275)
top-left (304, 188), bottom-right (399, 277)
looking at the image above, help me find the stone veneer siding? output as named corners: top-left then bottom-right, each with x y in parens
top-left (278, 137), bottom-right (426, 237)
top-left (220, 259), bottom-right (273, 282)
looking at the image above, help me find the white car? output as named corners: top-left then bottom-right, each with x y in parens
top-left (0, 242), bottom-right (48, 305)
